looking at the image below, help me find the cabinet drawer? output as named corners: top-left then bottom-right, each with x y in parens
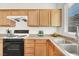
top-left (35, 40), bottom-right (47, 44)
top-left (24, 53), bottom-right (34, 56)
top-left (24, 48), bottom-right (34, 54)
top-left (35, 44), bottom-right (47, 56)
top-left (24, 44), bottom-right (34, 48)
top-left (24, 39), bottom-right (34, 44)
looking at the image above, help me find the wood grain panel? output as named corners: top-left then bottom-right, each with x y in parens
top-left (11, 9), bottom-right (28, 16)
top-left (35, 39), bottom-right (47, 44)
top-left (0, 37), bottom-right (3, 56)
top-left (51, 9), bottom-right (62, 26)
top-left (47, 40), bottom-right (54, 56)
top-left (28, 9), bottom-right (39, 26)
top-left (39, 9), bottom-right (51, 26)
top-left (0, 9), bottom-right (15, 27)
top-left (24, 39), bottom-right (35, 44)
top-left (35, 44), bottom-right (47, 56)
top-left (24, 47), bottom-right (34, 56)
top-left (53, 46), bottom-right (64, 56)
top-left (24, 44), bottom-right (34, 48)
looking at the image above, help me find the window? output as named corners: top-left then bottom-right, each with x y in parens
top-left (67, 4), bottom-right (79, 33)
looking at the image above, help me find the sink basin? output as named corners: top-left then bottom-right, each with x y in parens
top-left (60, 44), bottom-right (79, 56)
top-left (53, 38), bottom-right (74, 44)
top-left (53, 38), bottom-right (64, 44)
top-left (53, 38), bottom-right (79, 56)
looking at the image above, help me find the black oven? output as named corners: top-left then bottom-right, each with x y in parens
top-left (3, 39), bottom-right (24, 56)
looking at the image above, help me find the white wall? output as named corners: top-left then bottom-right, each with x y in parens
top-left (0, 21), bottom-right (58, 34)
top-left (0, 3), bottom-right (56, 9)
top-left (0, 3), bottom-right (61, 34)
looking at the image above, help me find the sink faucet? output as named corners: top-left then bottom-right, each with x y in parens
top-left (75, 24), bottom-right (79, 43)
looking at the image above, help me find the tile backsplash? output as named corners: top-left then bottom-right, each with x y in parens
top-left (0, 20), bottom-right (60, 34)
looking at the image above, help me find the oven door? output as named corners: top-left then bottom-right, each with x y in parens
top-left (3, 40), bottom-right (24, 56)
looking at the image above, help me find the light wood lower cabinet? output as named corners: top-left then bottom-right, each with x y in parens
top-left (24, 47), bottom-right (34, 56)
top-left (24, 39), bottom-right (47, 56)
top-left (35, 44), bottom-right (47, 56)
top-left (47, 40), bottom-right (64, 56)
top-left (24, 39), bottom-right (35, 56)
top-left (53, 45), bottom-right (64, 56)
top-left (35, 39), bottom-right (47, 56)
top-left (0, 38), bottom-right (3, 56)
top-left (24, 39), bottom-right (64, 56)
top-left (47, 40), bottom-right (54, 56)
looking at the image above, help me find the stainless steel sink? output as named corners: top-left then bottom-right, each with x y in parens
top-left (53, 38), bottom-right (74, 44)
top-left (53, 38), bottom-right (79, 56)
top-left (60, 44), bottom-right (79, 56)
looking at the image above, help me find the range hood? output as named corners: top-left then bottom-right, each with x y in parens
top-left (7, 16), bottom-right (28, 22)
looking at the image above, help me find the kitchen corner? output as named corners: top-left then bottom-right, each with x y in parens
top-left (0, 3), bottom-right (78, 56)
top-left (25, 34), bottom-right (79, 56)
top-left (0, 32), bottom-right (78, 56)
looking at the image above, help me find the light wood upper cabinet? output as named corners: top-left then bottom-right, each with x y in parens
top-left (11, 9), bottom-right (28, 16)
top-left (0, 10), bottom-right (16, 27)
top-left (28, 9), bottom-right (51, 27)
top-left (0, 37), bottom-right (3, 56)
top-left (28, 9), bottom-right (62, 27)
top-left (0, 9), bottom-right (28, 27)
top-left (0, 10), bottom-right (10, 26)
top-left (39, 9), bottom-right (51, 26)
top-left (51, 9), bottom-right (62, 26)
top-left (28, 9), bottom-right (39, 26)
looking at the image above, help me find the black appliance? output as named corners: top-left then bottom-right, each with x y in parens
top-left (14, 30), bottom-right (29, 34)
top-left (3, 39), bottom-right (24, 56)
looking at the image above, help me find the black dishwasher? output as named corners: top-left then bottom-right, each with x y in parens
top-left (3, 39), bottom-right (24, 56)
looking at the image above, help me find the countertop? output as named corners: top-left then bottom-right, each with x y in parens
top-left (0, 34), bottom-right (77, 56)
top-left (24, 34), bottom-right (53, 39)
top-left (24, 34), bottom-right (76, 56)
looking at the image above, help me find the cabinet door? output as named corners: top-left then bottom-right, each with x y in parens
top-left (35, 44), bottom-right (47, 56)
top-left (47, 41), bottom-right (54, 56)
top-left (11, 9), bottom-right (28, 16)
top-left (35, 39), bottom-right (47, 44)
top-left (39, 9), bottom-right (51, 26)
top-left (24, 39), bottom-right (35, 56)
top-left (0, 10), bottom-right (15, 27)
top-left (0, 10), bottom-right (11, 26)
top-left (0, 43), bottom-right (3, 56)
top-left (28, 9), bottom-right (39, 26)
top-left (54, 46), bottom-right (64, 56)
top-left (24, 47), bottom-right (34, 56)
top-left (51, 9), bottom-right (62, 26)
top-left (24, 39), bottom-right (35, 44)
top-left (0, 38), bottom-right (3, 56)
